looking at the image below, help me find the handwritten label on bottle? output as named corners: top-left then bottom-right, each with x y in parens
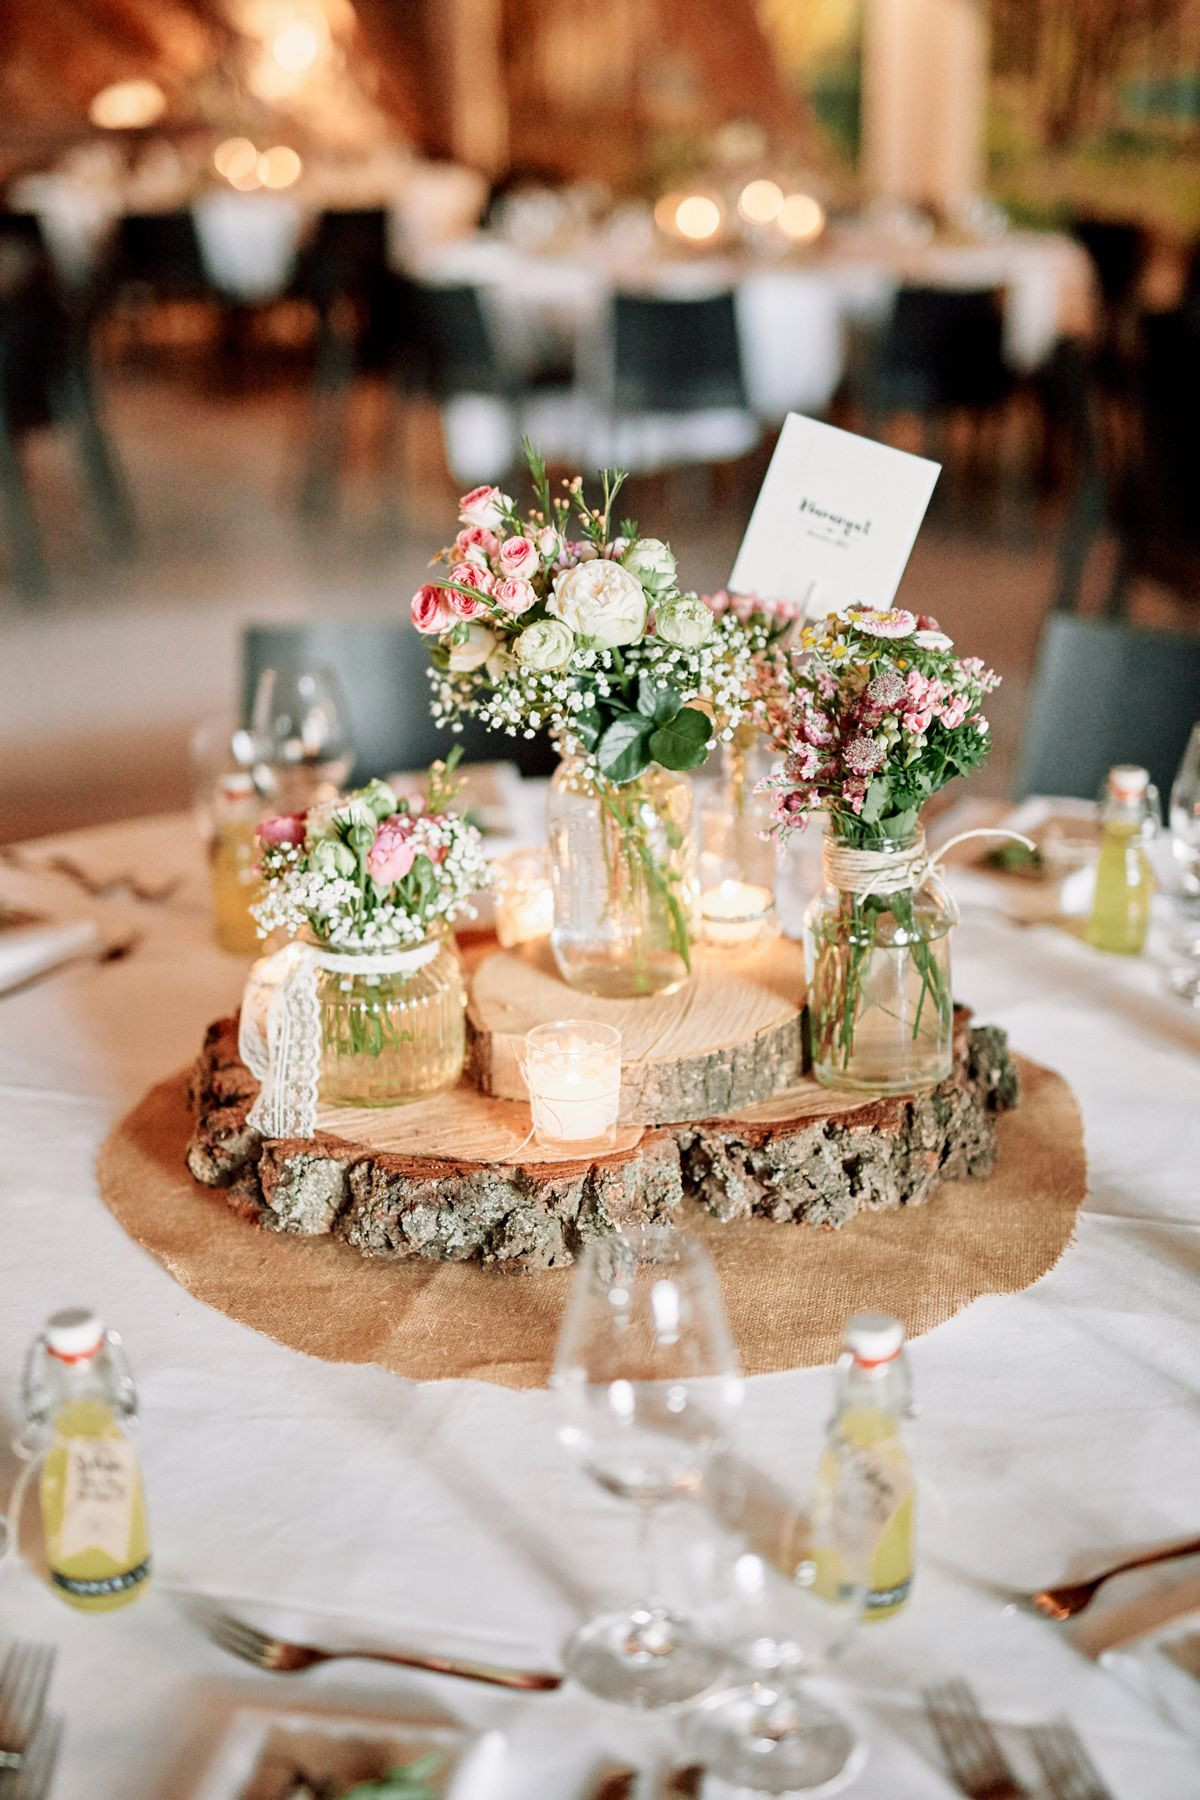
top-left (59, 1438), bottom-right (136, 1563)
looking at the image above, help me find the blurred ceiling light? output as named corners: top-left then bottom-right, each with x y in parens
top-left (258, 145), bottom-right (303, 189)
top-left (738, 179), bottom-right (783, 224)
top-left (778, 192), bottom-right (826, 243)
top-left (271, 19), bottom-right (322, 70)
top-left (89, 79), bottom-right (166, 131)
top-left (214, 137), bottom-right (259, 180)
top-left (675, 195), bottom-right (722, 242)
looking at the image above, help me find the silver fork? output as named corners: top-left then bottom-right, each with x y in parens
top-left (6, 1714), bottom-right (63, 1800)
top-left (1028, 1720), bottom-right (1114, 1800)
top-left (0, 1644), bottom-right (55, 1774)
top-left (202, 1609), bottom-right (562, 1693)
top-left (923, 1679), bottom-right (1025, 1799)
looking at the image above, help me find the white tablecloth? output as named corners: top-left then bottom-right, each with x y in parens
top-left (0, 811), bottom-right (1197, 1799)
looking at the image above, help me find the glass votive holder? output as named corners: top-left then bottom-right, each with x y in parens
top-left (521, 1020), bottom-right (622, 1151)
top-left (492, 847), bottom-right (554, 948)
top-left (699, 878), bottom-right (777, 950)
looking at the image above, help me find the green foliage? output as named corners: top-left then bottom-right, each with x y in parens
top-left (341, 1751), bottom-right (442, 1800)
top-left (647, 706), bottom-right (713, 772)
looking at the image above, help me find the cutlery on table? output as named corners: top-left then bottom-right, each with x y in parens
top-left (0, 934), bottom-right (142, 1001)
top-left (203, 1610), bottom-right (562, 1693)
top-left (923, 1678), bottom-right (1025, 1799)
top-left (1028, 1719), bottom-right (1115, 1800)
top-left (0, 847), bottom-right (181, 907)
top-left (1024, 1535), bottom-right (1200, 1621)
top-left (4, 1713), bottom-right (63, 1800)
top-left (0, 1642), bottom-right (56, 1774)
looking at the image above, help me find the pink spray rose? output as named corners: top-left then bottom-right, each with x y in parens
top-left (458, 486), bottom-right (508, 531)
top-left (366, 818), bottom-right (417, 888)
top-left (492, 576), bottom-right (536, 614)
top-left (411, 584), bottom-right (453, 635)
top-left (258, 812), bottom-right (307, 847)
top-left (455, 524), bottom-right (499, 564)
top-left (498, 535), bottom-right (539, 581)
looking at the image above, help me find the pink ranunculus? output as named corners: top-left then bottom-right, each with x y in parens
top-left (498, 535), bottom-right (539, 581)
top-left (458, 486), bottom-right (506, 530)
top-left (411, 584), bottom-right (453, 635)
top-left (493, 576), bottom-right (536, 614)
top-left (259, 812), bottom-right (307, 847)
top-left (455, 524), bottom-right (499, 563)
top-left (366, 819), bottom-right (417, 889)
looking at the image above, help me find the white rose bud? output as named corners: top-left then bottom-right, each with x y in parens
top-left (332, 796), bottom-right (377, 831)
top-left (549, 559), bottom-right (648, 648)
top-left (312, 838), bottom-right (357, 877)
top-left (516, 618), bottom-right (576, 671)
top-left (623, 537), bottom-right (678, 598)
top-left (654, 593), bottom-right (716, 648)
top-left (448, 622), bottom-right (497, 673)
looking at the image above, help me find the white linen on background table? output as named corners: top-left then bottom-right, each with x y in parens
top-left (0, 811), bottom-right (1197, 1799)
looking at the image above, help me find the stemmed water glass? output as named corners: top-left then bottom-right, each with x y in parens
top-left (1168, 722), bottom-right (1200, 1004)
top-left (250, 663), bottom-right (353, 813)
top-left (551, 1223), bottom-right (743, 1709)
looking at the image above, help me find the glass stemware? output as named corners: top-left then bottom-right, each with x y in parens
top-left (1167, 722), bottom-right (1200, 1004)
top-left (250, 663), bottom-right (353, 814)
top-left (551, 1223), bottom-right (743, 1709)
top-left (687, 1447), bottom-right (873, 1792)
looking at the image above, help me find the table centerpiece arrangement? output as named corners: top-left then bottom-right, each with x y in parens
top-left (767, 605), bottom-right (1001, 1095)
top-left (239, 758), bottom-right (488, 1135)
top-left (410, 444), bottom-right (760, 998)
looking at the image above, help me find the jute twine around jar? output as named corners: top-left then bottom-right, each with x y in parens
top-left (822, 828), bottom-right (1036, 899)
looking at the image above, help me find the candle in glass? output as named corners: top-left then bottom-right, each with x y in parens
top-left (523, 1021), bottom-right (621, 1149)
top-left (493, 847), bottom-right (554, 948)
top-left (700, 879), bottom-right (776, 948)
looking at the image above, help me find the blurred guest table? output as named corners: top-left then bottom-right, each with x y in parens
top-left (0, 806), bottom-right (1196, 1797)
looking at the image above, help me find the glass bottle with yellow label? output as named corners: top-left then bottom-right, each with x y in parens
top-left (812, 1312), bottom-right (914, 1623)
top-left (23, 1309), bottom-right (150, 1612)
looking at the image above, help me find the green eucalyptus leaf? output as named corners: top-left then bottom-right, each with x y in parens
top-left (597, 712), bottom-right (653, 783)
top-left (647, 705), bottom-right (712, 772)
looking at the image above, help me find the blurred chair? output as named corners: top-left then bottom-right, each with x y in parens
top-left (0, 254), bottom-right (133, 599)
top-left (109, 209), bottom-right (213, 304)
top-left (1016, 614), bottom-right (1200, 804)
top-left (241, 623), bottom-right (557, 781)
top-left (599, 290), bottom-right (759, 471)
top-left (867, 284), bottom-right (1012, 422)
top-left (1071, 217), bottom-right (1147, 317)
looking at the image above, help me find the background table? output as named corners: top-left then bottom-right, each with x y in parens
top-left (0, 811), bottom-right (1197, 1799)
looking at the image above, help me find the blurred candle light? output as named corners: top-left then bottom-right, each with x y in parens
top-left (675, 195), bottom-right (722, 242)
top-left (700, 879), bottom-right (775, 948)
top-left (492, 848), bottom-right (553, 948)
top-left (271, 18), bottom-right (322, 70)
top-left (522, 1021), bottom-right (622, 1149)
top-left (215, 138), bottom-right (260, 182)
top-left (258, 145), bottom-right (303, 189)
top-left (738, 179), bottom-right (784, 225)
top-left (778, 193), bottom-right (826, 244)
top-left (89, 80), bottom-right (166, 130)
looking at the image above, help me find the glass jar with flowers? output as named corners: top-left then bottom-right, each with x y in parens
top-left (250, 757), bottom-right (488, 1115)
top-left (767, 608), bottom-right (1000, 1095)
top-left (410, 445), bottom-right (757, 998)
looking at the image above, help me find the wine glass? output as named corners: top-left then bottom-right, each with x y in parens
top-left (1168, 723), bottom-right (1200, 1004)
top-left (551, 1223), bottom-right (743, 1709)
top-left (687, 1445), bottom-right (873, 1792)
top-left (250, 663), bottom-right (353, 813)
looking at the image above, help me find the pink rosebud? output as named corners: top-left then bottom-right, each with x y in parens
top-left (536, 526), bottom-right (561, 561)
top-left (411, 584), bottom-right (453, 635)
top-left (493, 576), bottom-right (536, 614)
top-left (366, 819), bottom-right (417, 888)
top-left (259, 812), bottom-right (307, 847)
top-left (498, 535), bottom-right (539, 580)
top-left (455, 524), bottom-right (499, 563)
top-left (458, 485), bottom-right (507, 530)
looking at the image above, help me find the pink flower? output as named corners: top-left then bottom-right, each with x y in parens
top-left (366, 818), bottom-right (417, 888)
top-left (448, 588), bottom-right (485, 620)
top-left (798, 706), bottom-right (836, 747)
top-left (455, 525), bottom-right (499, 564)
top-left (449, 560), bottom-right (492, 592)
top-left (843, 735), bottom-right (886, 775)
top-left (459, 485), bottom-right (508, 530)
top-left (493, 576), bottom-right (536, 614)
top-left (938, 693), bottom-right (970, 728)
top-left (411, 584), bottom-right (453, 635)
top-left (867, 668), bottom-right (907, 710)
top-left (902, 707), bottom-right (934, 737)
top-left (258, 812), bottom-right (307, 847)
top-left (498, 535), bottom-right (539, 580)
top-left (536, 526), bottom-right (561, 561)
top-left (559, 539), bottom-right (597, 565)
top-left (848, 606), bottom-right (917, 639)
top-left (702, 589), bottom-right (730, 616)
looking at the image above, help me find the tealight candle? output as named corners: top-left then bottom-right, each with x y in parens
top-left (492, 848), bottom-right (554, 948)
top-left (522, 1020), bottom-right (622, 1149)
top-left (700, 879), bottom-right (776, 948)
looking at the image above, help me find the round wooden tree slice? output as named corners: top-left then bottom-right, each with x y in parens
top-left (465, 937), bottom-right (808, 1125)
top-left (186, 1010), bottom-right (1020, 1269)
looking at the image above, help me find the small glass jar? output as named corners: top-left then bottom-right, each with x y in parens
top-left (803, 828), bottom-right (957, 1095)
top-left (546, 756), bottom-right (697, 998)
top-left (317, 937), bottom-right (465, 1107)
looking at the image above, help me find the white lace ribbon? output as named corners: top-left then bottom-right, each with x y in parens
top-left (238, 939), bottom-right (442, 1139)
top-left (822, 827), bottom-right (1037, 898)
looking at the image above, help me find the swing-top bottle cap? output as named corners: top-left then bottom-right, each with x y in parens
top-left (1108, 765), bottom-right (1149, 802)
top-left (844, 1312), bottom-right (905, 1368)
top-left (45, 1308), bottom-right (105, 1362)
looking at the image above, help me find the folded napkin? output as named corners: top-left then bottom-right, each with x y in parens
top-left (1074, 1569), bottom-right (1200, 1744)
top-left (0, 917), bottom-right (99, 997)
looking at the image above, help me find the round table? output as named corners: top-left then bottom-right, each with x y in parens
top-left (0, 809), bottom-right (1196, 1798)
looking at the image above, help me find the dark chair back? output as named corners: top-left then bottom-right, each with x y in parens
top-left (1073, 218), bottom-right (1147, 311)
top-left (111, 210), bottom-right (213, 301)
top-left (1016, 614), bottom-right (1200, 803)
top-left (611, 291), bottom-right (748, 413)
top-left (396, 279), bottom-right (513, 400)
top-left (241, 623), bottom-right (556, 782)
top-left (297, 208), bottom-right (390, 306)
top-left (873, 285), bottom-right (1010, 413)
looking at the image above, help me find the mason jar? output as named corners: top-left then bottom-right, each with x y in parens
top-left (317, 937), bottom-right (465, 1107)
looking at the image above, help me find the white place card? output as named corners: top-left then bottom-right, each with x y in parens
top-left (729, 414), bottom-right (940, 616)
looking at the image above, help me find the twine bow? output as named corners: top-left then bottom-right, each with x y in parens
top-left (822, 828), bottom-right (1037, 899)
top-left (238, 938), bottom-right (441, 1139)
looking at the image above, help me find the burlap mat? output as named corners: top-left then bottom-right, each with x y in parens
top-left (97, 1058), bottom-right (1086, 1388)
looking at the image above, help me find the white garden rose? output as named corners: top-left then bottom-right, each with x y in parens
top-left (516, 618), bottom-right (575, 671)
top-left (654, 593), bottom-right (716, 648)
top-left (549, 559), bottom-right (648, 648)
top-left (623, 537), bottom-right (677, 598)
top-left (448, 622), bottom-right (497, 673)
top-left (331, 796), bottom-right (377, 831)
top-left (311, 838), bottom-right (357, 878)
